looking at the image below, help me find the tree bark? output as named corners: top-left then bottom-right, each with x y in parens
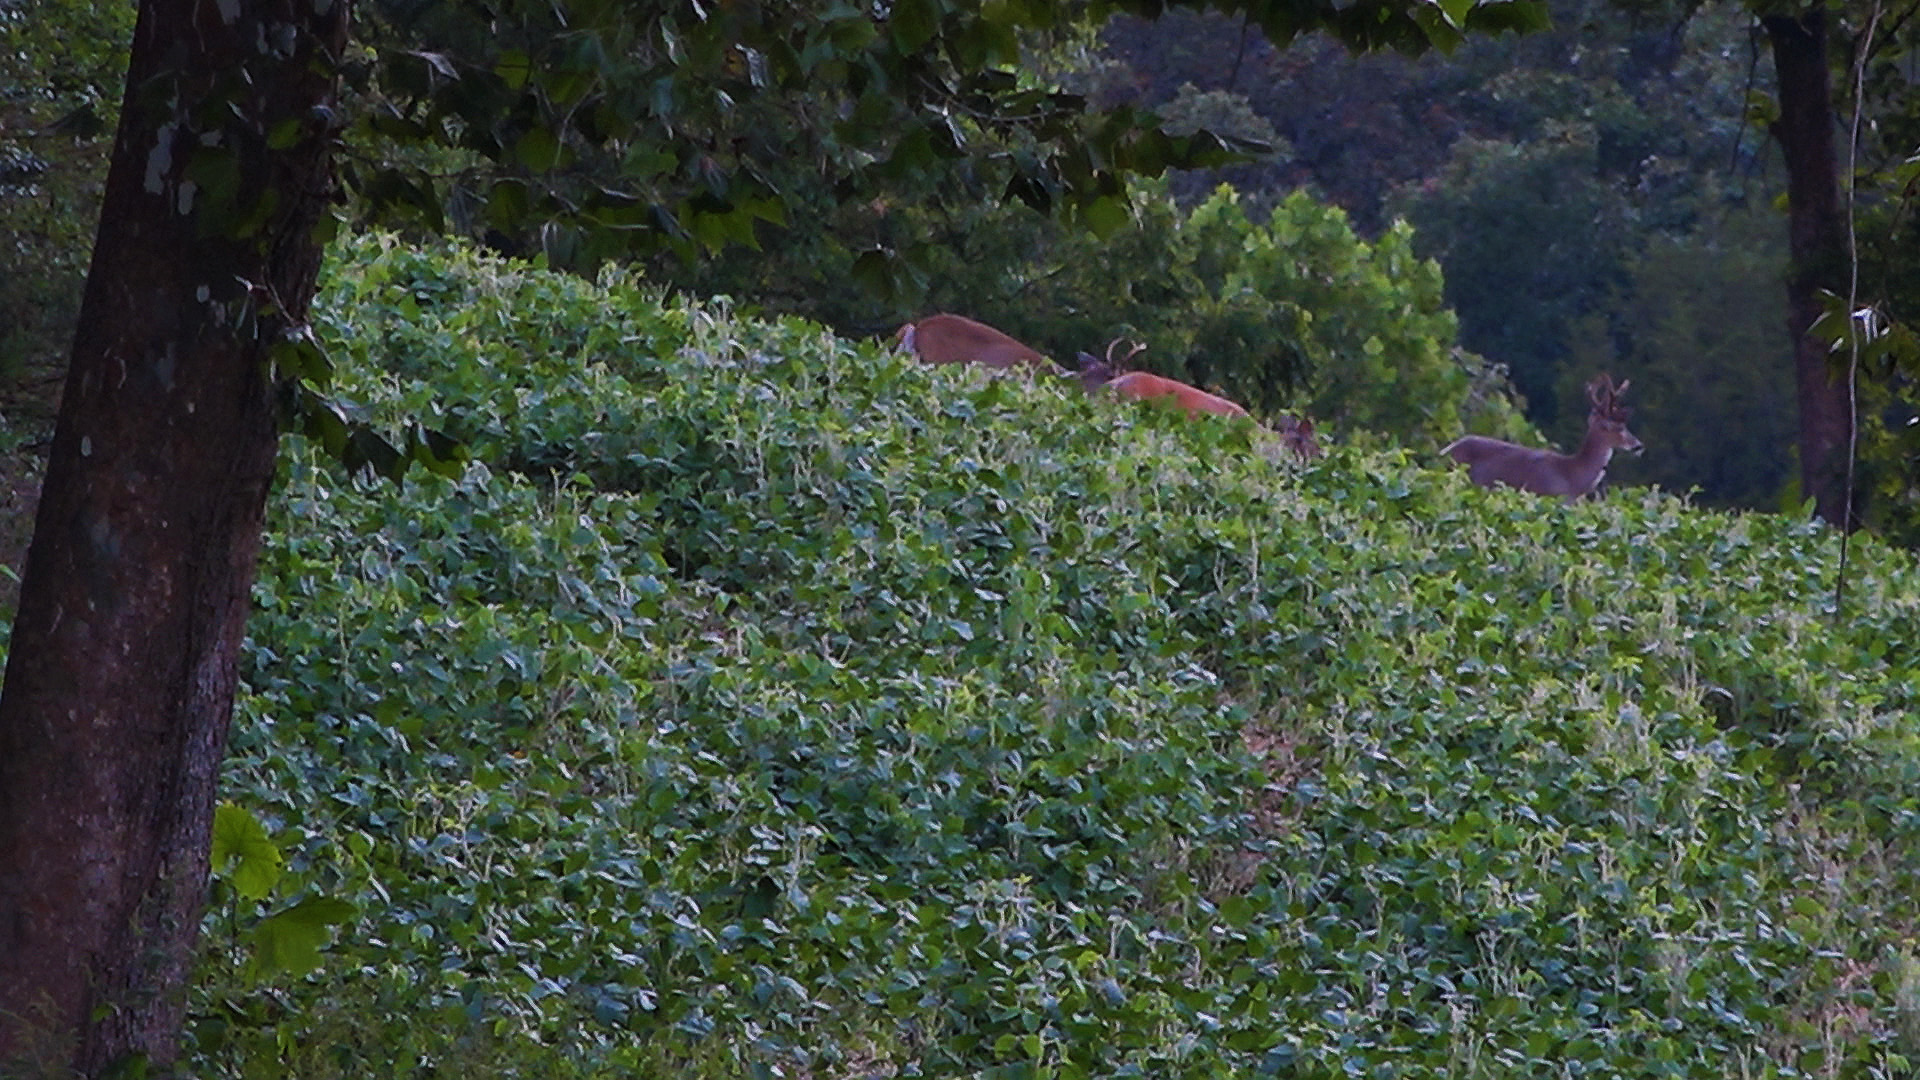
top-left (0, 0), bottom-right (348, 1074)
top-left (1764, 4), bottom-right (1857, 528)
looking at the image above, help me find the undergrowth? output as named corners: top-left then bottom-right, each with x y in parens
top-left (193, 235), bottom-right (1920, 1079)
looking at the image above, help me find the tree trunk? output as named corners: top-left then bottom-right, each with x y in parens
top-left (1764, 5), bottom-right (1856, 528)
top-left (0, 0), bottom-right (348, 1073)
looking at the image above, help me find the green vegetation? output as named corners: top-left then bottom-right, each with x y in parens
top-left (1098, 0), bottom-right (1821, 513)
top-left (190, 239), bottom-right (1920, 1077)
top-left (0, 0), bottom-right (132, 384)
top-left (659, 177), bottom-right (1534, 450)
top-left (910, 185), bottom-right (1534, 448)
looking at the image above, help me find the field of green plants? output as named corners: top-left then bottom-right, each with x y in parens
top-left (192, 236), bottom-right (1920, 1078)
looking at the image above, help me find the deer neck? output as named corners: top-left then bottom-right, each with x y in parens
top-left (1565, 416), bottom-right (1617, 481)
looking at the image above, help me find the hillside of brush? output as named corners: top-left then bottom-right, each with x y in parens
top-left (195, 235), bottom-right (1920, 1079)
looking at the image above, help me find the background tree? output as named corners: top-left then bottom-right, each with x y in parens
top-left (1395, 132), bottom-right (1632, 429)
top-left (1820, 0), bottom-right (1920, 540)
top-left (0, 0), bottom-right (136, 596)
top-left (878, 183), bottom-right (1533, 444)
top-left (1762, 3), bottom-right (1855, 526)
top-left (1563, 201), bottom-right (1795, 505)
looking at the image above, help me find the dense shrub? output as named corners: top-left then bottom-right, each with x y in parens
top-left (195, 237), bottom-right (1920, 1078)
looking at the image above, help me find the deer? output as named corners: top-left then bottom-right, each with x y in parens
top-left (1271, 413), bottom-right (1323, 461)
top-left (1075, 340), bottom-right (1250, 419)
top-left (895, 313), bottom-right (1055, 371)
top-left (1442, 373), bottom-right (1642, 500)
top-left (1078, 340), bottom-right (1323, 459)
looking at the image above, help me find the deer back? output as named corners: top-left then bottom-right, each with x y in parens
top-left (896, 313), bottom-right (1051, 370)
top-left (1075, 342), bottom-right (1249, 419)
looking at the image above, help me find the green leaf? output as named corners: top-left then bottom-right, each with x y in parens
top-left (851, 248), bottom-right (904, 303)
top-left (486, 179), bottom-right (531, 231)
top-left (296, 392), bottom-right (350, 459)
top-left (510, 124), bottom-right (560, 171)
top-left (514, 126), bottom-right (564, 172)
top-left (890, 0), bottom-right (942, 52)
top-left (744, 196), bottom-right (787, 227)
top-left (1078, 194), bottom-right (1131, 239)
top-left (1410, 5), bottom-right (1467, 53)
top-left (265, 118), bottom-right (304, 150)
top-left (625, 145), bottom-right (678, 180)
top-left (344, 427), bottom-right (406, 482)
top-left (210, 803), bottom-right (282, 902)
top-left (269, 331), bottom-right (333, 387)
top-left (409, 425), bottom-right (470, 479)
top-left (496, 49), bottom-right (532, 90)
top-left (250, 897), bottom-right (358, 979)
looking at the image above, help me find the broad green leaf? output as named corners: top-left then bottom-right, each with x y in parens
top-left (210, 803), bottom-right (281, 902)
top-left (1078, 194), bottom-right (1131, 239)
top-left (250, 897), bottom-right (358, 979)
top-left (514, 126), bottom-right (564, 172)
top-left (496, 49), bottom-right (532, 90)
top-left (889, 0), bottom-right (942, 52)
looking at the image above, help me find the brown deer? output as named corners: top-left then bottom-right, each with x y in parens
top-left (1078, 340), bottom-right (1323, 459)
top-left (1075, 340), bottom-right (1250, 419)
top-left (895, 313), bottom-right (1053, 370)
top-left (1443, 374), bottom-right (1642, 499)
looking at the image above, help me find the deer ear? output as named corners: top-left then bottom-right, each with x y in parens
top-left (1076, 352), bottom-right (1101, 371)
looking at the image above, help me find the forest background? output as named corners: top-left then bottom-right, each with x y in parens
top-left (8, 0), bottom-right (1920, 532)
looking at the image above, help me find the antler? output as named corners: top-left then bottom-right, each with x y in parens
top-left (1104, 338), bottom-right (1148, 368)
top-left (1586, 374), bottom-right (1631, 418)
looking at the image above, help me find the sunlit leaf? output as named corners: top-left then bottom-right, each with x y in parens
top-left (210, 804), bottom-right (281, 902)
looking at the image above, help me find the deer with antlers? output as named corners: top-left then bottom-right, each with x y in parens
top-left (1076, 339), bottom-right (1249, 419)
top-left (1443, 374), bottom-right (1642, 500)
top-left (1076, 339), bottom-right (1322, 458)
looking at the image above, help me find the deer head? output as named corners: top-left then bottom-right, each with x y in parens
top-left (1585, 374), bottom-right (1643, 457)
top-left (1076, 338), bottom-right (1146, 392)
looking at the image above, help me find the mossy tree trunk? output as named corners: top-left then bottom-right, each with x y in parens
top-left (0, 0), bottom-right (348, 1073)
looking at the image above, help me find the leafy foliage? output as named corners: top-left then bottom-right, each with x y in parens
top-left (1395, 132), bottom-right (1630, 426)
top-left (189, 238), bottom-right (1920, 1078)
top-left (208, 804), bottom-right (358, 983)
top-left (340, 0), bottom-right (1314, 273)
top-left (1829, 33), bottom-right (1920, 545)
top-left (908, 184), bottom-right (1534, 447)
top-left (0, 0), bottom-right (133, 384)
